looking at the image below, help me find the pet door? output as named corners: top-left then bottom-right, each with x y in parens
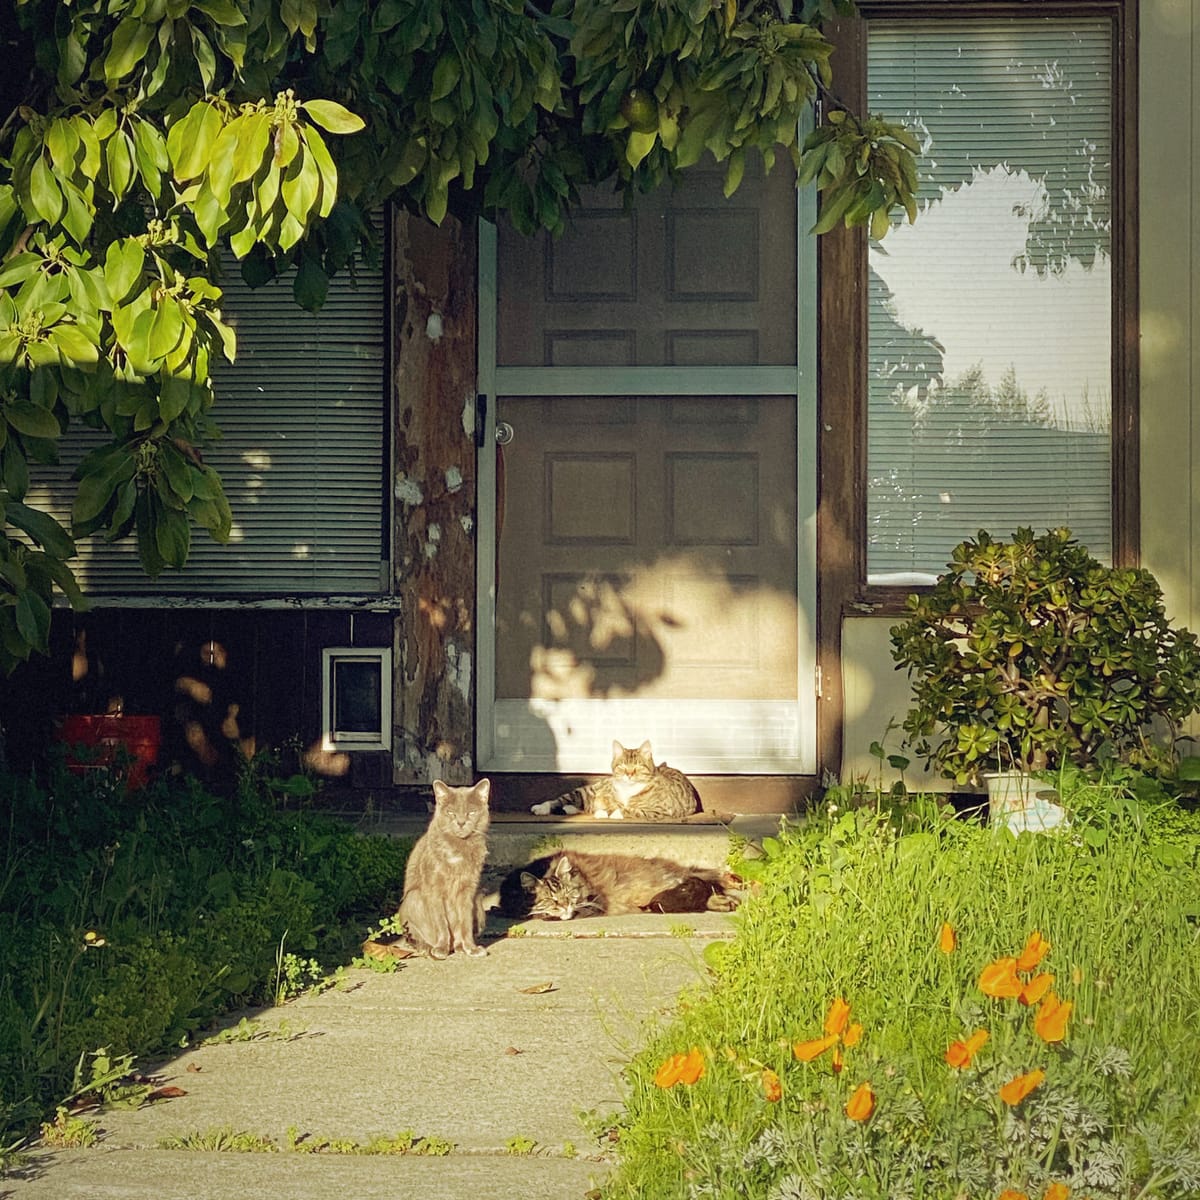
top-left (321, 647), bottom-right (392, 751)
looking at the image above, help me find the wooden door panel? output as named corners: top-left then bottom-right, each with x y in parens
top-left (497, 166), bottom-right (797, 368)
top-left (495, 395), bottom-right (797, 703)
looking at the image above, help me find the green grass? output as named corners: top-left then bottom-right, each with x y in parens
top-left (0, 755), bottom-right (412, 1160)
top-left (602, 780), bottom-right (1200, 1200)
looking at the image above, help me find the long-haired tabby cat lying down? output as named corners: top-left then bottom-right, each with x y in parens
top-left (494, 849), bottom-right (741, 922)
top-left (529, 739), bottom-right (700, 821)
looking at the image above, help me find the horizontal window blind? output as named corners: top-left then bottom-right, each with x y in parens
top-left (28, 238), bottom-right (387, 596)
top-left (866, 20), bottom-right (1113, 582)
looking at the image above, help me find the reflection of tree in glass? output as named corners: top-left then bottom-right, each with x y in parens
top-left (907, 365), bottom-right (1052, 436)
top-left (873, 31), bottom-right (1111, 276)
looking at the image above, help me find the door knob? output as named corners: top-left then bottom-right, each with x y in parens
top-left (495, 421), bottom-right (514, 445)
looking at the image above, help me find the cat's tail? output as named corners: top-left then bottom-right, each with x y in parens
top-left (530, 783), bottom-right (594, 816)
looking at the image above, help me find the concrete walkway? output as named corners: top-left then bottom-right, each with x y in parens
top-left (3, 817), bottom-right (775, 1200)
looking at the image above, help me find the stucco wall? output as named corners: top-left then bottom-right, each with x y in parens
top-left (840, 0), bottom-right (1197, 790)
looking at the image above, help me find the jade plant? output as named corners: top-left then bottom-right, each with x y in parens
top-left (889, 527), bottom-right (1200, 785)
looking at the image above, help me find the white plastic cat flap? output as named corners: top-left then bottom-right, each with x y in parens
top-left (476, 163), bottom-right (817, 775)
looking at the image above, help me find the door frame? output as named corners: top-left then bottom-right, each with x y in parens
top-left (475, 177), bottom-right (819, 779)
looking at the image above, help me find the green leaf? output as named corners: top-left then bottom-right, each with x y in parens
top-left (303, 126), bottom-right (339, 217)
top-left (0, 253), bottom-right (42, 290)
top-left (191, 0), bottom-right (248, 26)
top-left (300, 99), bottom-right (366, 134)
top-left (6, 501), bottom-right (75, 558)
top-left (29, 157), bottom-right (65, 225)
top-left (105, 131), bottom-right (136, 201)
top-left (231, 111), bottom-right (272, 185)
top-left (191, 26), bottom-right (217, 91)
top-left (46, 118), bottom-right (81, 177)
top-left (59, 178), bottom-right (95, 245)
top-left (14, 588), bottom-right (50, 654)
top-left (625, 130), bottom-right (657, 170)
top-left (104, 240), bottom-right (146, 305)
top-left (135, 491), bottom-right (164, 576)
top-left (169, 102), bottom-right (224, 182)
top-left (281, 147), bottom-right (321, 223)
top-left (160, 443), bottom-right (194, 501)
top-left (1, 442), bottom-right (29, 500)
top-left (292, 255), bottom-right (328, 311)
top-left (4, 402), bottom-right (61, 439)
top-left (157, 373), bottom-right (192, 423)
top-left (154, 503), bottom-right (190, 568)
top-left (430, 55), bottom-right (462, 103)
top-left (148, 299), bottom-right (185, 361)
top-left (131, 119), bottom-right (169, 198)
top-left (105, 16), bottom-right (156, 84)
top-left (193, 181), bottom-right (227, 246)
top-left (48, 325), bottom-right (100, 366)
top-left (810, 179), bottom-right (858, 235)
top-left (105, 478), bottom-right (137, 540)
top-left (72, 448), bottom-right (136, 527)
top-left (723, 147), bottom-right (745, 198)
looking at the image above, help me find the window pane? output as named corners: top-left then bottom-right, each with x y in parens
top-left (866, 20), bottom-right (1113, 583)
top-left (332, 660), bottom-right (383, 734)
top-left (26, 235), bottom-right (386, 595)
top-left (496, 164), bottom-right (797, 367)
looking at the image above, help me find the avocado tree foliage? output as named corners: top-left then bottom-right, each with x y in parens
top-left (0, 0), bottom-right (919, 673)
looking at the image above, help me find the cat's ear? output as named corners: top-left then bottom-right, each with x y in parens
top-left (432, 779), bottom-right (450, 805)
top-left (472, 777), bottom-right (491, 805)
top-left (637, 739), bottom-right (654, 759)
top-left (519, 871), bottom-right (540, 892)
top-left (611, 739), bottom-right (624, 758)
top-left (551, 855), bottom-right (572, 879)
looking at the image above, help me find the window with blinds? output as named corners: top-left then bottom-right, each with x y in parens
top-left (866, 19), bottom-right (1113, 584)
top-left (28, 245), bottom-right (388, 597)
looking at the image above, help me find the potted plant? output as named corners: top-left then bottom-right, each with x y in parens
top-left (889, 528), bottom-right (1200, 817)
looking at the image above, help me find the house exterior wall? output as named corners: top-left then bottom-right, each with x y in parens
top-left (841, 0), bottom-right (1196, 790)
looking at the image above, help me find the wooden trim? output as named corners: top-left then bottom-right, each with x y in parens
top-left (485, 773), bottom-right (819, 816)
top-left (50, 595), bottom-right (404, 610)
top-left (821, 0), bottom-right (1140, 632)
top-left (1113, 0), bottom-right (1140, 567)
top-left (816, 16), bottom-right (868, 781)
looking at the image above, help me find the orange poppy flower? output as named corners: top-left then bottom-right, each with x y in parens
top-left (999, 1068), bottom-right (1046, 1106)
top-left (793, 1032), bottom-right (838, 1062)
top-left (824, 996), bottom-right (852, 1036)
top-left (938, 922), bottom-right (957, 953)
top-left (1016, 931), bottom-right (1051, 973)
top-left (980, 957), bottom-right (1024, 998)
top-left (945, 1028), bottom-right (989, 1069)
top-left (1019, 973), bottom-right (1055, 1006)
top-left (654, 1046), bottom-right (705, 1088)
top-left (997, 1191), bottom-right (1029, 1200)
top-left (1043, 1183), bottom-right (1070, 1200)
top-left (761, 1068), bottom-right (782, 1103)
top-left (844, 1081), bottom-right (875, 1121)
top-left (842, 1022), bottom-right (863, 1048)
top-left (1034, 994), bottom-right (1073, 1043)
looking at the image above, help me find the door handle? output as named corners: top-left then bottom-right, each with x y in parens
top-left (494, 421), bottom-right (514, 446)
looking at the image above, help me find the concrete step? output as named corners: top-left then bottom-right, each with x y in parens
top-left (344, 811), bottom-right (784, 870)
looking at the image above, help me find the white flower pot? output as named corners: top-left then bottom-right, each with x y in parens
top-left (984, 770), bottom-right (1069, 834)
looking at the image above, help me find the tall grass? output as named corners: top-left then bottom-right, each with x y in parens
top-left (604, 784), bottom-right (1200, 1199)
top-left (0, 758), bottom-right (411, 1155)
